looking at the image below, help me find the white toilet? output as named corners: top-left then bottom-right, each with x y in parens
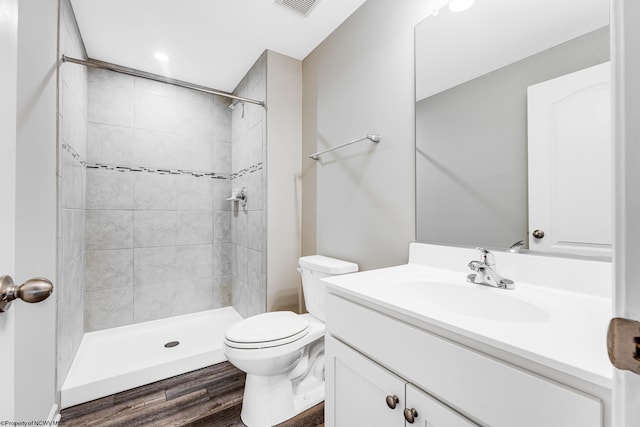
top-left (223, 255), bottom-right (358, 427)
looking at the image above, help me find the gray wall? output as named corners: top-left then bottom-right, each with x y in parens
top-left (84, 68), bottom-right (234, 330)
top-left (302, 0), bottom-right (427, 270)
top-left (416, 27), bottom-right (610, 249)
top-left (58, 0), bottom-right (87, 387)
top-left (265, 51), bottom-right (303, 313)
top-left (230, 53), bottom-right (267, 318)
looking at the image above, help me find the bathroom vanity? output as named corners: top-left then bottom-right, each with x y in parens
top-left (323, 243), bottom-right (612, 427)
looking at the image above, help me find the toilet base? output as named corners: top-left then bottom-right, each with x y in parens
top-left (240, 373), bottom-right (324, 427)
top-left (224, 315), bottom-right (326, 427)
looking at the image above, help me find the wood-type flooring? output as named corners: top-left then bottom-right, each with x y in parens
top-left (60, 361), bottom-right (324, 427)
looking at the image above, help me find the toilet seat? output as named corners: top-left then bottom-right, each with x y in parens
top-left (225, 311), bottom-right (309, 349)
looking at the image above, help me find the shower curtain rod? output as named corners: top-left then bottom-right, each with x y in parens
top-left (61, 55), bottom-right (266, 107)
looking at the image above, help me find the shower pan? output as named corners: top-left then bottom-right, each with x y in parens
top-left (61, 307), bottom-right (241, 408)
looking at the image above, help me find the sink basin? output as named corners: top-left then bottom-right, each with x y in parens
top-left (396, 282), bottom-right (550, 323)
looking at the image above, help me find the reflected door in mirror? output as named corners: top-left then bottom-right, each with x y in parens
top-left (527, 62), bottom-right (612, 256)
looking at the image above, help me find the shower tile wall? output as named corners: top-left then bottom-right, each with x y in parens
top-left (231, 53), bottom-right (267, 318)
top-left (57, 0), bottom-right (88, 386)
top-left (84, 69), bottom-right (233, 331)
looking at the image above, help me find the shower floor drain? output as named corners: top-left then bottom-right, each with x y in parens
top-left (164, 341), bottom-right (180, 348)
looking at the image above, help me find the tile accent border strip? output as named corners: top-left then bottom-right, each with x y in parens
top-left (62, 142), bottom-right (263, 181)
top-left (62, 142), bottom-right (87, 167)
top-left (230, 162), bottom-right (263, 179)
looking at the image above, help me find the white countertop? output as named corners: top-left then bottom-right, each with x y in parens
top-left (323, 262), bottom-right (613, 389)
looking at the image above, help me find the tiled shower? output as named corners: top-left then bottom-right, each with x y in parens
top-left (83, 69), bottom-right (236, 331)
top-left (57, 0), bottom-right (88, 388)
top-left (57, 0), bottom-right (268, 389)
top-left (229, 54), bottom-right (267, 318)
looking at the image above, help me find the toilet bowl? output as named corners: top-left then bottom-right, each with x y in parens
top-left (223, 255), bottom-right (358, 427)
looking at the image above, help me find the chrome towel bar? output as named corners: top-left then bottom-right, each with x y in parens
top-left (309, 134), bottom-right (381, 160)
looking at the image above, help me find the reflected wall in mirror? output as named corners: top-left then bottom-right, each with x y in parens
top-left (415, 0), bottom-right (610, 257)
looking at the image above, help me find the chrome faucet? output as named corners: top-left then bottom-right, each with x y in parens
top-left (507, 239), bottom-right (525, 253)
top-left (467, 248), bottom-right (514, 290)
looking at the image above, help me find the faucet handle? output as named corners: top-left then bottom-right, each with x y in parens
top-left (508, 240), bottom-right (525, 253)
top-left (475, 247), bottom-right (495, 266)
top-left (467, 260), bottom-right (483, 271)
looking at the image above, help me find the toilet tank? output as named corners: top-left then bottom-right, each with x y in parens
top-left (298, 255), bottom-right (358, 321)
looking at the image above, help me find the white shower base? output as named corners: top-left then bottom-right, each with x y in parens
top-left (61, 306), bottom-right (242, 409)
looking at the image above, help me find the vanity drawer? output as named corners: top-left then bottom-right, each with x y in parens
top-left (326, 293), bottom-right (602, 427)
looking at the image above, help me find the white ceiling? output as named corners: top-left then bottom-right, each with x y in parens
top-left (69, 0), bottom-right (369, 93)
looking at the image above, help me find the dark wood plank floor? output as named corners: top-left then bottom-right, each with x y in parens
top-left (60, 362), bottom-right (324, 427)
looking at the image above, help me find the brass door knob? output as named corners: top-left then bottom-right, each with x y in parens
top-left (385, 395), bottom-right (399, 409)
top-left (0, 275), bottom-right (53, 312)
top-left (532, 229), bottom-right (545, 239)
top-left (404, 408), bottom-right (418, 423)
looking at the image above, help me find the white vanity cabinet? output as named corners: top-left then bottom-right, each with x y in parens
top-left (325, 293), bottom-right (604, 427)
top-left (405, 384), bottom-right (479, 427)
top-left (327, 334), bottom-right (405, 426)
top-left (326, 334), bottom-right (478, 427)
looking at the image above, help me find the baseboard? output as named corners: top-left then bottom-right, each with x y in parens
top-left (47, 404), bottom-right (60, 423)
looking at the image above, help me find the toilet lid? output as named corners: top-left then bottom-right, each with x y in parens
top-left (225, 311), bottom-right (309, 348)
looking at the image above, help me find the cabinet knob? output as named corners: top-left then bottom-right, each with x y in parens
top-left (404, 408), bottom-right (418, 423)
top-left (385, 395), bottom-right (399, 409)
top-left (532, 229), bottom-right (545, 239)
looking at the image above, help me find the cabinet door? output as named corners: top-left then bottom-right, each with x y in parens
top-left (326, 334), bottom-right (405, 427)
top-left (404, 384), bottom-right (478, 427)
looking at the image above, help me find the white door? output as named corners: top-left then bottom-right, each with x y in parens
top-left (612, 1), bottom-right (640, 425)
top-left (0, 0), bottom-right (19, 420)
top-left (1, 0), bottom-right (58, 420)
top-left (527, 62), bottom-right (612, 256)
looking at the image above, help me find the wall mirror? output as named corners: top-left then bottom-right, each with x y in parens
top-left (415, 0), bottom-right (611, 258)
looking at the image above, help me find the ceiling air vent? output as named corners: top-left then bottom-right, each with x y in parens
top-left (275, 0), bottom-right (321, 17)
